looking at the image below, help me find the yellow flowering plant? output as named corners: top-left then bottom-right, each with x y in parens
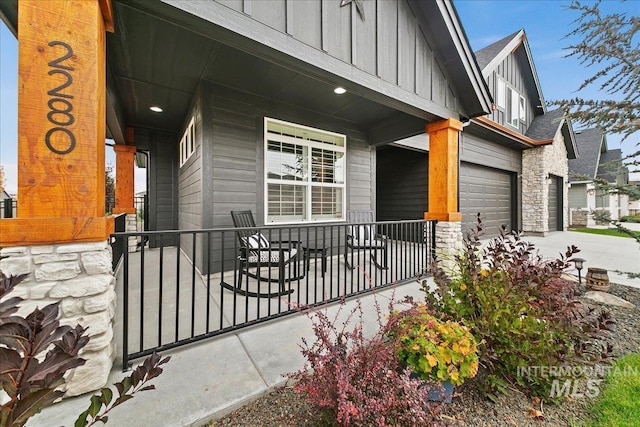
top-left (389, 305), bottom-right (478, 386)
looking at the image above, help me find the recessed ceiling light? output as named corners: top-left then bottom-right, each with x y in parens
top-left (334, 87), bottom-right (346, 95)
top-left (149, 106), bottom-right (163, 113)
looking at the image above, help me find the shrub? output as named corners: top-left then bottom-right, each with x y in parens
top-left (388, 305), bottom-right (478, 386)
top-left (424, 217), bottom-right (616, 400)
top-left (0, 272), bottom-right (169, 427)
top-left (619, 215), bottom-right (640, 223)
top-left (287, 297), bottom-right (443, 426)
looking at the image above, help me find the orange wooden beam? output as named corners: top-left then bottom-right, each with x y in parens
top-left (3, 0), bottom-right (112, 247)
top-left (424, 118), bottom-right (463, 222)
top-left (0, 217), bottom-right (114, 246)
top-left (113, 144), bottom-right (136, 215)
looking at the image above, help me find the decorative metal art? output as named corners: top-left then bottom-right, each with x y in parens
top-left (340, 0), bottom-right (365, 21)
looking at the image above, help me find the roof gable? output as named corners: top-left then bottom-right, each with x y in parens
top-left (476, 29), bottom-right (545, 113)
top-left (568, 128), bottom-right (605, 181)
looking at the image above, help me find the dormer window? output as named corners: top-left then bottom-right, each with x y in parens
top-left (496, 78), bottom-right (526, 129)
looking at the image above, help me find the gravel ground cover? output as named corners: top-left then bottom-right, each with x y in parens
top-left (211, 282), bottom-right (640, 427)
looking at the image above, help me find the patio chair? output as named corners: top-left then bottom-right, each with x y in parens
top-left (344, 210), bottom-right (388, 270)
top-left (220, 210), bottom-right (303, 298)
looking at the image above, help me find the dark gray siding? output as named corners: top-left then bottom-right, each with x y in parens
top-left (376, 147), bottom-right (428, 220)
top-left (209, 0), bottom-right (457, 112)
top-left (198, 80), bottom-right (375, 272)
top-left (135, 128), bottom-right (179, 246)
top-left (178, 90), bottom-right (203, 231)
top-left (461, 133), bottom-right (522, 173)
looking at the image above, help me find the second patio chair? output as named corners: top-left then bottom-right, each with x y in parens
top-left (344, 210), bottom-right (388, 270)
top-left (221, 210), bottom-right (303, 298)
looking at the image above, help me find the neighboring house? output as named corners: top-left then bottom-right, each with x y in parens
top-left (568, 128), bottom-right (629, 225)
top-left (629, 181), bottom-right (640, 215)
top-left (463, 30), bottom-right (577, 236)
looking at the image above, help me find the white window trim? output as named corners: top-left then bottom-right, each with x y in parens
top-left (519, 95), bottom-right (526, 122)
top-left (179, 117), bottom-right (195, 167)
top-left (496, 78), bottom-right (506, 110)
top-left (263, 117), bottom-right (347, 225)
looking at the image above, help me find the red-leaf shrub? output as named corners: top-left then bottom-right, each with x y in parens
top-left (288, 298), bottom-right (443, 426)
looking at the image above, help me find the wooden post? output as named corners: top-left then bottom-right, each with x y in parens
top-left (424, 118), bottom-right (463, 222)
top-left (113, 144), bottom-right (136, 215)
top-left (0, 0), bottom-right (114, 246)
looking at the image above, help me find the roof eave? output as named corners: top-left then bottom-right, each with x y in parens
top-left (436, 0), bottom-right (493, 118)
top-left (473, 116), bottom-right (555, 148)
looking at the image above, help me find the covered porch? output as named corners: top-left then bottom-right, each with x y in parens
top-left (112, 218), bottom-right (436, 368)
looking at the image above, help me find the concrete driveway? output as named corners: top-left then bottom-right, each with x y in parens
top-left (523, 229), bottom-right (640, 288)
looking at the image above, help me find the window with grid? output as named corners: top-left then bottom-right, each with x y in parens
top-left (265, 118), bottom-right (346, 223)
top-left (179, 117), bottom-right (195, 167)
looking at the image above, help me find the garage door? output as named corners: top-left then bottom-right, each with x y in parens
top-left (548, 175), bottom-right (562, 231)
top-left (460, 163), bottom-right (513, 238)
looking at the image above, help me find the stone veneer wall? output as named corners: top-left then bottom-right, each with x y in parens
top-left (522, 131), bottom-right (569, 235)
top-left (434, 221), bottom-right (462, 272)
top-left (0, 241), bottom-right (116, 397)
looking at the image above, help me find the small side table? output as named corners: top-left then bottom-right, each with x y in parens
top-left (303, 245), bottom-right (328, 276)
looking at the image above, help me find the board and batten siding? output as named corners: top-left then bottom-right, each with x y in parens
top-left (213, 0), bottom-right (456, 111)
top-left (485, 51), bottom-right (535, 134)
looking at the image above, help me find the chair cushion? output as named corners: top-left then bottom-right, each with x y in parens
top-left (241, 233), bottom-right (270, 258)
top-left (247, 248), bottom-right (297, 264)
top-left (353, 225), bottom-right (372, 244)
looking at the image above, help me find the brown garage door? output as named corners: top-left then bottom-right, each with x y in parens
top-left (460, 163), bottom-right (513, 238)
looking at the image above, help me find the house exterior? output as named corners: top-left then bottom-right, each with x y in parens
top-left (568, 128), bottom-right (630, 225)
top-left (379, 30), bottom-right (577, 238)
top-left (630, 181), bottom-right (640, 215)
top-left (0, 0), bottom-right (495, 395)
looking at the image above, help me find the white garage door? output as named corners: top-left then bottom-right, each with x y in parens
top-left (460, 163), bottom-right (513, 238)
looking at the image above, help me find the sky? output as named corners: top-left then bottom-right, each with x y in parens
top-left (0, 0), bottom-right (638, 195)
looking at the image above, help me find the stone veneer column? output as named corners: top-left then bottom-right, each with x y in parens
top-left (0, 241), bottom-right (116, 397)
top-left (126, 214), bottom-right (138, 252)
top-left (434, 222), bottom-right (463, 273)
top-left (522, 129), bottom-right (569, 235)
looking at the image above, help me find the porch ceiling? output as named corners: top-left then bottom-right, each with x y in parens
top-left (107, 0), bottom-right (409, 142)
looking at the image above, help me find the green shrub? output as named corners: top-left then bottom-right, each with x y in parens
top-left (619, 214), bottom-right (640, 223)
top-left (388, 304), bottom-right (479, 386)
top-left (423, 217), bottom-right (616, 401)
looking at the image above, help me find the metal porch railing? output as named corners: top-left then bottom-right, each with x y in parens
top-left (111, 219), bottom-right (436, 369)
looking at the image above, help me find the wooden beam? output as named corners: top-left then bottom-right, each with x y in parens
top-left (4, 0), bottom-right (112, 247)
top-left (113, 143), bottom-right (136, 215)
top-left (424, 118), bottom-right (463, 222)
top-left (0, 216), bottom-right (114, 246)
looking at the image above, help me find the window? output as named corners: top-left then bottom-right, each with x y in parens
top-left (505, 87), bottom-right (527, 129)
top-left (179, 117), bottom-right (195, 167)
top-left (497, 78), bottom-right (526, 129)
top-left (265, 118), bottom-right (346, 223)
top-left (496, 79), bottom-right (506, 109)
